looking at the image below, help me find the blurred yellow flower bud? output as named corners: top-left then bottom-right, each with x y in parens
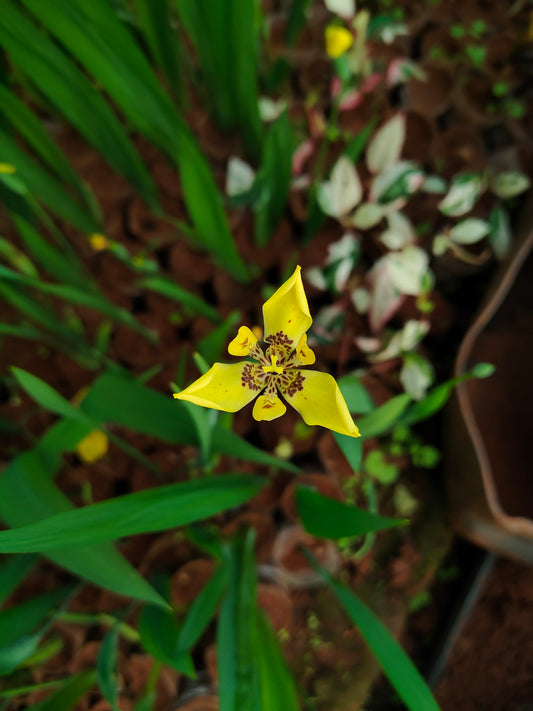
top-left (76, 430), bottom-right (109, 464)
top-left (325, 26), bottom-right (353, 59)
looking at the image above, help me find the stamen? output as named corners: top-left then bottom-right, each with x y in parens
top-left (262, 354), bottom-right (285, 374)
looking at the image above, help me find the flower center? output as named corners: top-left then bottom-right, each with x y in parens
top-left (262, 354), bottom-right (285, 375)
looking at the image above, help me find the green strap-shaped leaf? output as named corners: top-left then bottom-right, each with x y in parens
top-left (0, 554), bottom-right (38, 608)
top-left (218, 530), bottom-right (261, 711)
top-left (80, 370), bottom-right (298, 471)
top-left (254, 111), bottom-right (293, 246)
top-left (0, 126), bottom-right (98, 235)
top-left (0, 83), bottom-right (93, 212)
top-left (139, 575), bottom-right (194, 676)
top-left (21, 0), bottom-right (249, 281)
top-left (310, 557), bottom-right (442, 711)
top-left (0, 474), bottom-right (264, 552)
top-left (296, 487), bottom-right (406, 539)
top-left (0, 450), bottom-right (167, 608)
top-left (176, 0), bottom-right (262, 159)
top-left (0, 0), bottom-right (158, 208)
top-left (133, 0), bottom-right (185, 105)
top-left (177, 564), bottom-right (229, 653)
top-left (357, 393), bottom-right (412, 439)
top-left (255, 610), bottom-right (300, 711)
top-left (30, 671), bottom-right (97, 711)
top-left (97, 627), bottom-right (120, 710)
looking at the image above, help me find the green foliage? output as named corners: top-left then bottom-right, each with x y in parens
top-left (176, 0), bottom-right (263, 160)
top-left (309, 556), bottom-right (442, 711)
top-left (296, 487), bottom-right (405, 538)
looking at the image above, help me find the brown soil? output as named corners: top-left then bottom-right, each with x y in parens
top-left (435, 557), bottom-right (533, 711)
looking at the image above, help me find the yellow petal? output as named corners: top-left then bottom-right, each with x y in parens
top-left (284, 369), bottom-right (360, 437)
top-left (295, 333), bottom-right (316, 365)
top-left (174, 362), bottom-right (263, 412)
top-left (76, 430), bottom-right (109, 463)
top-left (228, 325), bottom-right (258, 356)
top-left (253, 395), bottom-right (287, 421)
top-left (325, 26), bottom-right (353, 59)
top-left (262, 266), bottom-right (312, 349)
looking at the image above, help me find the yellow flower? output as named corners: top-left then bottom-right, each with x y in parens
top-left (89, 233), bottom-right (110, 251)
top-left (75, 429), bottom-right (109, 463)
top-left (0, 163), bottom-right (16, 174)
top-left (174, 266), bottom-right (360, 438)
top-left (325, 25), bottom-right (354, 59)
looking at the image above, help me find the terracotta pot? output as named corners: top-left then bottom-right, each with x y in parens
top-left (445, 199), bottom-right (533, 563)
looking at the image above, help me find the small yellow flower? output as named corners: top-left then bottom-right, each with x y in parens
top-left (325, 25), bottom-right (354, 59)
top-left (75, 429), bottom-right (109, 463)
top-left (174, 266), bottom-right (360, 438)
top-left (0, 163), bottom-right (16, 174)
top-left (89, 233), bottom-right (110, 251)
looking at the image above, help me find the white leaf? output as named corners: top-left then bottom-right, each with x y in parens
top-left (258, 97), bottom-right (287, 122)
top-left (305, 267), bottom-right (327, 291)
top-left (225, 157), bottom-right (255, 197)
top-left (326, 232), bottom-right (358, 265)
top-left (386, 246), bottom-right (429, 295)
top-left (371, 319), bottom-right (429, 362)
top-left (368, 258), bottom-right (404, 332)
top-left (432, 234), bottom-right (450, 256)
top-left (422, 175), bottom-right (447, 194)
top-left (350, 202), bottom-right (384, 229)
top-left (370, 161), bottom-right (423, 203)
top-left (449, 218), bottom-right (490, 245)
top-left (380, 211), bottom-right (415, 249)
top-left (490, 171), bottom-right (531, 199)
top-left (334, 258), bottom-right (353, 292)
top-left (400, 353), bottom-right (434, 400)
top-left (324, 0), bottom-right (355, 18)
top-left (438, 173), bottom-right (483, 217)
top-left (317, 156), bottom-right (362, 218)
top-left (366, 114), bottom-right (406, 174)
top-left (351, 287), bottom-right (370, 313)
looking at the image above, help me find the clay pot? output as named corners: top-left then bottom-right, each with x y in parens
top-left (405, 63), bottom-right (453, 118)
top-left (445, 200), bottom-right (533, 563)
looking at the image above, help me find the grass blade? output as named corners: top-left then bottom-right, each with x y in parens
top-left (21, 0), bottom-right (248, 280)
top-left (81, 370), bottom-right (298, 471)
top-left (310, 557), bottom-right (442, 711)
top-left (30, 671), bottom-right (96, 711)
top-left (140, 275), bottom-right (221, 322)
top-left (0, 475), bottom-right (264, 552)
top-left (132, 0), bottom-right (185, 105)
top-left (254, 111), bottom-right (293, 246)
top-left (177, 564), bottom-right (229, 653)
top-left (0, 126), bottom-right (99, 235)
top-left (218, 530), bottom-right (260, 711)
top-left (0, 83), bottom-right (94, 214)
top-left (255, 610), bottom-right (300, 711)
top-left (296, 487), bottom-right (405, 539)
top-left (0, 554), bottom-right (38, 608)
top-left (0, 0), bottom-right (158, 207)
top-left (177, 0), bottom-right (262, 159)
top-left (0, 450), bottom-right (168, 608)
